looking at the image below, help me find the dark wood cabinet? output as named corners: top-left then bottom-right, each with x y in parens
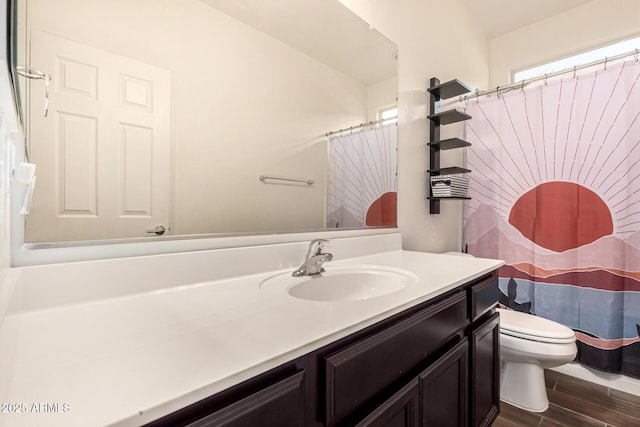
top-left (355, 379), bottom-right (420, 427)
top-left (420, 339), bottom-right (468, 427)
top-left (470, 312), bottom-right (500, 427)
top-left (147, 271), bottom-right (500, 427)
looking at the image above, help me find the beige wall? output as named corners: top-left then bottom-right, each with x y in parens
top-left (0, 123), bottom-right (13, 293)
top-left (490, 0), bottom-right (640, 87)
top-left (0, 1), bottom-right (14, 265)
top-left (340, 0), bottom-right (490, 253)
top-left (0, 0), bottom-right (18, 329)
top-left (1, 0), bottom-right (19, 265)
top-left (25, 0), bottom-right (374, 236)
top-left (366, 76), bottom-right (398, 121)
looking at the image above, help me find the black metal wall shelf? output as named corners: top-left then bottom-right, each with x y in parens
top-left (427, 110), bottom-right (471, 126)
top-left (427, 196), bottom-right (472, 200)
top-left (427, 79), bottom-right (472, 99)
top-left (428, 167), bottom-right (471, 175)
top-left (428, 138), bottom-right (471, 150)
top-left (427, 77), bottom-right (472, 214)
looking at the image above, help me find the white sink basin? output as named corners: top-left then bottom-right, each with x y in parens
top-left (260, 264), bottom-right (418, 301)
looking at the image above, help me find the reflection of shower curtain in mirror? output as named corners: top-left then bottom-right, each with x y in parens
top-left (327, 124), bottom-right (397, 228)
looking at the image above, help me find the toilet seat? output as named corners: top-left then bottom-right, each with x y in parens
top-left (497, 308), bottom-right (576, 344)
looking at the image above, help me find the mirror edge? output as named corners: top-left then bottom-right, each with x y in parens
top-left (11, 225), bottom-right (399, 266)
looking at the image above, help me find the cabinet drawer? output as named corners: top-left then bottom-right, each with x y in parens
top-left (469, 274), bottom-right (498, 321)
top-left (186, 371), bottom-right (305, 427)
top-left (324, 292), bottom-right (467, 425)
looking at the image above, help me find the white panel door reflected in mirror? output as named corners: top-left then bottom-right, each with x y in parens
top-left (26, 31), bottom-right (170, 242)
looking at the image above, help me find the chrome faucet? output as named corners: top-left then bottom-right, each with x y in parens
top-left (292, 239), bottom-right (333, 277)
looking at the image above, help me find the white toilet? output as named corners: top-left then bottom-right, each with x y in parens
top-left (497, 308), bottom-right (577, 412)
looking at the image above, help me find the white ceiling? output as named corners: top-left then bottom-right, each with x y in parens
top-left (461, 0), bottom-right (595, 39)
top-left (200, 0), bottom-right (397, 85)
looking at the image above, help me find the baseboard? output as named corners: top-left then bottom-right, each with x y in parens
top-left (551, 363), bottom-right (640, 396)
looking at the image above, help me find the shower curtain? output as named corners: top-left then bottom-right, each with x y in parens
top-left (327, 124), bottom-right (397, 228)
top-left (463, 59), bottom-right (640, 378)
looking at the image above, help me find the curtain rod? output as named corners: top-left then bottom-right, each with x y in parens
top-left (463, 47), bottom-right (640, 101)
top-left (325, 118), bottom-right (388, 137)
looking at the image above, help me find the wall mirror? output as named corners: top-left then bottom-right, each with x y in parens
top-left (15, 0), bottom-right (398, 245)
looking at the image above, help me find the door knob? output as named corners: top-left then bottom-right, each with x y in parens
top-left (146, 225), bottom-right (166, 235)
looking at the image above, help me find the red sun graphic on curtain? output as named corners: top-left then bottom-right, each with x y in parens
top-left (508, 182), bottom-right (613, 252)
top-left (366, 192), bottom-right (397, 226)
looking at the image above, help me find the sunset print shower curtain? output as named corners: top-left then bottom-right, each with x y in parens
top-left (463, 59), bottom-right (640, 378)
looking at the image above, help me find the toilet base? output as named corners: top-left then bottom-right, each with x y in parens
top-left (500, 362), bottom-right (549, 412)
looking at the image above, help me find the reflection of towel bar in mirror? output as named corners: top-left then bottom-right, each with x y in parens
top-left (259, 175), bottom-right (314, 186)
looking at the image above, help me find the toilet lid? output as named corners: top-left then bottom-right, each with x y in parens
top-left (497, 308), bottom-right (576, 344)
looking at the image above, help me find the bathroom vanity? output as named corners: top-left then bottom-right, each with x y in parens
top-left (0, 234), bottom-right (503, 427)
top-left (146, 270), bottom-right (501, 427)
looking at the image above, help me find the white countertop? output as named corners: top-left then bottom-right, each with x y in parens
top-left (0, 249), bottom-right (502, 427)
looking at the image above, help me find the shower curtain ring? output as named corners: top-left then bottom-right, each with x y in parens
top-left (604, 56), bottom-right (608, 71)
top-left (544, 74), bottom-right (548, 85)
top-left (635, 48), bottom-right (639, 62)
top-left (475, 88), bottom-right (480, 103)
top-left (521, 80), bottom-right (525, 91)
top-left (573, 65), bottom-right (577, 79)
top-left (496, 86), bottom-right (501, 98)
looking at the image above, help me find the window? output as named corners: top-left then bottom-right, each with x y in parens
top-left (380, 106), bottom-right (398, 125)
top-left (513, 35), bottom-right (640, 82)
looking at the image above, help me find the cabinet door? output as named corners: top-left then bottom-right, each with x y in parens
top-left (419, 339), bottom-right (468, 427)
top-left (470, 312), bottom-right (500, 427)
top-left (325, 292), bottom-right (467, 425)
top-left (355, 379), bottom-right (420, 427)
top-left (186, 371), bottom-right (305, 427)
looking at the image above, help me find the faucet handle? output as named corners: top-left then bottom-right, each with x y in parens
top-left (309, 238), bottom-right (331, 255)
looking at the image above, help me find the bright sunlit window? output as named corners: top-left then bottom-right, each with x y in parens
top-left (380, 106), bottom-right (398, 125)
top-left (514, 36), bottom-right (640, 82)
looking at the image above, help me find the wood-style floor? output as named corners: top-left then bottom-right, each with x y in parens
top-left (492, 370), bottom-right (640, 427)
